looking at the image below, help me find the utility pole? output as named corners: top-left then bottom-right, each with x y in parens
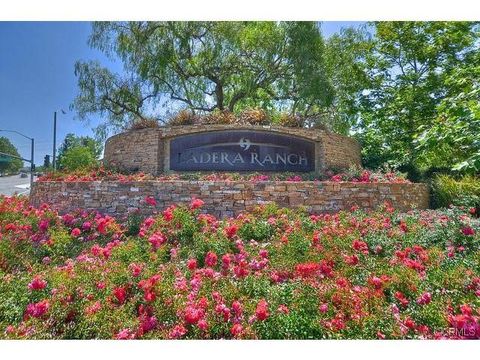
top-left (52, 111), bottom-right (57, 170)
top-left (30, 137), bottom-right (34, 188)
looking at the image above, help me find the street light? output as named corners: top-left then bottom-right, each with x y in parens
top-left (52, 109), bottom-right (66, 171)
top-left (0, 129), bottom-right (35, 189)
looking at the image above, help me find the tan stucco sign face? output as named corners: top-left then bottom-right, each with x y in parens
top-left (169, 130), bottom-right (315, 172)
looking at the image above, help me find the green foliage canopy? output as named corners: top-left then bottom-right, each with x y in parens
top-left (357, 21), bottom-right (479, 173)
top-left (73, 21), bottom-right (333, 135)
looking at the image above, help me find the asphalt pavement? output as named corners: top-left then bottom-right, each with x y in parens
top-left (0, 175), bottom-right (37, 196)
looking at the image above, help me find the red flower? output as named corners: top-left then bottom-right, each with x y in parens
top-left (25, 299), bottom-right (50, 318)
top-left (462, 226), bottom-right (475, 236)
top-left (187, 258), bottom-right (197, 270)
top-left (163, 206), bottom-right (175, 221)
top-left (205, 251), bottom-right (218, 267)
top-left (230, 323), bottom-right (243, 337)
top-left (295, 262), bottom-right (320, 277)
top-left (71, 228), bottom-right (81, 237)
top-left (232, 301), bottom-right (243, 316)
top-left (190, 198), bottom-right (204, 210)
top-left (404, 318), bottom-right (416, 330)
top-left (144, 196), bottom-right (156, 206)
top-left (222, 254), bottom-right (232, 269)
top-left (344, 254), bottom-right (359, 265)
top-left (28, 276), bottom-right (47, 291)
top-left (184, 306), bottom-right (203, 325)
top-left (394, 291), bottom-right (409, 307)
top-left (352, 239), bottom-right (369, 254)
top-left (255, 299), bottom-right (269, 321)
top-left (225, 224), bottom-right (239, 239)
top-left (113, 286), bottom-right (127, 305)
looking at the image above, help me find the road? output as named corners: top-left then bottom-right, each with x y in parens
top-left (0, 175), bottom-right (37, 196)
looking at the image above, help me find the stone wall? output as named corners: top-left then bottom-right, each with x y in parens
top-left (104, 125), bottom-right (362, 175)
top-left (30, 180), bottom-right (429, 218)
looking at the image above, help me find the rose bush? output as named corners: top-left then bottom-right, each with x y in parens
top-left (36, 166), bottom-right (409, 184)
top-left (1, 195), bottom-right (479, 339)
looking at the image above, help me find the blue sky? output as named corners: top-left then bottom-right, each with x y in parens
top-left (0, 21), bottom-right (364, 165)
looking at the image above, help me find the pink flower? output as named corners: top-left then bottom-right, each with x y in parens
top-left (369, 276), bottom-right (383, 289)
top-left (39, 219), bottom-right (50, 232)
top-left (277, 304), bottom-right (289, 314)
top-left (148, 232), bottom-right (166, 250)
top-left (128, 263), bottom-right (143, 277)
top-left (319, 304), bottom-right (328, 313)
top-left (85, 301), bottom-right (101, 315)
top-left (28, 276), bottom-right (47, 291)
top-left (197, 319), bottom-right (208, 331)
top-left (139, 315), bottom-right (158, 335)
top-left (144, 196), bottom-right (157, 206)
top-left (169, 324), bottom-right (187, 339)
top-left (205, 251), bottom-right (218, 267)
top-left (416, 292), bottom-right (432, 305)
top-left (115, 328), bottom-right (135, 340)
top-left (144, 291), bottom-right (156, 303)
top-left (81, 221), bottom-right (92, 231)
top-left (190, 198), bottom-right (204, 210)
top-left (71, 228), bottom-right (81, 237)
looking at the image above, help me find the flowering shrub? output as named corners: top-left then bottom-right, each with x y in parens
top-left (1, 196), bottom-right (479, 339)
top-left (37, 167), bottom-right (409, 184)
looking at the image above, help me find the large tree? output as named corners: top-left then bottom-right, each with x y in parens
top-left (357, 21), bottom-right (478, 174)
top-left (73, 21), bottom-right (333, 135)
top-left (416, 49), bottom-right (480, 173)
top-left (0, 137), bottom-right (23, 174)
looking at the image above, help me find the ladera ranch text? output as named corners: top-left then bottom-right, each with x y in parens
top-left (178, 151), bottom-right (309, 167)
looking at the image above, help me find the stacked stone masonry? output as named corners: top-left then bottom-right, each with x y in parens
top-left (30, 181), bottom-right (429, 219)
top-left (104, 125), bottom-right (362, 175)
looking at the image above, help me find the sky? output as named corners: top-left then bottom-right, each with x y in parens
top-left (0, 21), bottom-right (365, 165)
